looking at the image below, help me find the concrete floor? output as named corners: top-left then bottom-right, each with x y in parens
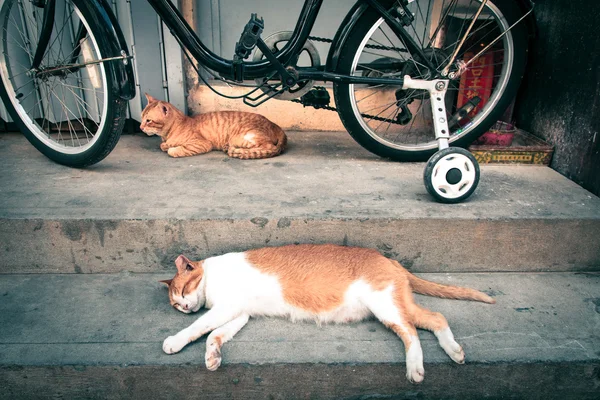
top-left (0, 132), bottom-right (599, 399)
top-left (0, 272), bottom-right (598, 399)
top-left (1, 132), bottom-right (599, 220)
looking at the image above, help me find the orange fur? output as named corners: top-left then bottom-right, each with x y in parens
top-left (166, 244), bottom-right (493, 325)
top-left (162, 244), bottom-right (495, 381)
top-left (140, 93), bottom-right (287, 159)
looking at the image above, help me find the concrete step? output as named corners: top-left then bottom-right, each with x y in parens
top-left (0, 272), bottom-right (598, 399)
top-left (1, 132), bottom-right (599, 274)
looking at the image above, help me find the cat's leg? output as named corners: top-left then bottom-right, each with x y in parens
top-left (363, 286), bottom-right (424, 383)
top-left (167, 140), bottom-right (213, 158)
top-left (227, 131), bottom-right (281, 160)
top-left (411, 305), bottom-right (465, 364)
top-left (205, 313), bottom-right (250, 371)
top-left (162, 307), bottom-right (239, 354)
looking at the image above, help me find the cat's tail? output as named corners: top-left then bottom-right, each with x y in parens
top-left (407, 273), bottom-right (495, 303)
top-left (391, 261), bottom-right (495, 304)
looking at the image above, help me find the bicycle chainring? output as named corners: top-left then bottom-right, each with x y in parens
top-left (252, 31), bottom-right (321, 101)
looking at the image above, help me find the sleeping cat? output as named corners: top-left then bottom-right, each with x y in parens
top-left (140, 93), bottom-right (287, 159)
top-left (160, 244), bottom-right (495, 383)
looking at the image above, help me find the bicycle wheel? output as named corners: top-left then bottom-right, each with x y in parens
top-left (333, 0), bottom-right (528, 161)
top-left (0, 0), bottom-right (126, 167)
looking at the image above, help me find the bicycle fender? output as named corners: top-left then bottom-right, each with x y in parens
top-left (73, 0), bottom-right (136, 100)
top-left (325, 0), bottom-right (373, 73)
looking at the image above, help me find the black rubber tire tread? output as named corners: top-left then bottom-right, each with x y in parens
top-left (0, 1), bottom-right (126, 168)
top-left (423, 147), bottom-right (480, 203)
top-left (333, 0), bottom-right (529, 161)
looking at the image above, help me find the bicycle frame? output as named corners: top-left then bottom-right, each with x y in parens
top-left (146, 0), bottom-right (418, 86)
top-left (29, 0), bottom-right (534, 102)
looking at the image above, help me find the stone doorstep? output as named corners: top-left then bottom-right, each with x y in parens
top-left (0, 272), bottom-right (598, 399)
top-left (1, 133), bottom-right (599, 274)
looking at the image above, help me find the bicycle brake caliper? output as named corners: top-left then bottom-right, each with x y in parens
top-left (391, 1), bottom-right (414, 26)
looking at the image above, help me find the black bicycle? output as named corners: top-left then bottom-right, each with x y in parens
top-left (0, 0), bottom-right (534, 202)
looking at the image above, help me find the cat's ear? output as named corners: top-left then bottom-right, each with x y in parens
top-left (161, 104), bottom-right (169, 116)
top-left (175, 254), bottom-right (192, 272)
top-left (145, 92), bottom-right (158, 104)
top-left (159, 279), bottom-right (172, 286)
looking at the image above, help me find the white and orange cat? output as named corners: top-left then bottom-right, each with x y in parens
top-left (160, 244), bottom-right (494, 383)
top-left (140, 93), bottom-right (287, 159)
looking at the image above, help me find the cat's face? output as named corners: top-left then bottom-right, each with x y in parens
top-left (161, 255), bottom-right (205, 314)
top-left (140, 93), bottom-right (171, 137)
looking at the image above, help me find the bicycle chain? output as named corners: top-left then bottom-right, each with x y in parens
top-left (290, 36), bottom-right (407, 125)
top-left (307, 36), bottom-right (407, 53)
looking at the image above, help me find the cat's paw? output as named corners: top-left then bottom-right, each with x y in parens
top-left (406, 364), bottom-right (425, 384)
top-left (167, 147), bottom-right (184, 157)
top-left (205, 346), bottom-right (222, 371)
top-left (160, 142), bottom-right (169, 152)
top-left (447, 344), bottom-right (465, 364)
top-left (436, 328), bottom-right (465, 364)
top-left (163, 335), bottom-right (187, 354)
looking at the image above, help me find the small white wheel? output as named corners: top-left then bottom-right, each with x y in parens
top-left (424, 148), bottom-right (480, 203)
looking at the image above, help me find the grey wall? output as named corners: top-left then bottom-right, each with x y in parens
top-left (514, 0), bottom-right (600, 196)
top-left (111, 0), bottom-right (186, 121)
top-left (195, 0), bottom-right (356, 63)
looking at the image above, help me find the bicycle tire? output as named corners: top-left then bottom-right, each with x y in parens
top-left (333, 0), bottom-right (529, 161)
top-left (0, 0), bottom-right (127, 167)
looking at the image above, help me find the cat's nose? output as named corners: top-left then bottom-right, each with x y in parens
top-left (183, 304), bottom-right (189, 310)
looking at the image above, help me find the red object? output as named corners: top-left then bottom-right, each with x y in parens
top-left (457, 51), bottom-right (494, 116)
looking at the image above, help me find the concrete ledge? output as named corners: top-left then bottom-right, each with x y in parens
top-left (0, 272), bottom-right (598, 399)
top-left (1, 133), bottom-right (599, 273)
top-left (1, 363), bottom-right (599, 400)
top-left (1, 218), bottom-right (599, 274)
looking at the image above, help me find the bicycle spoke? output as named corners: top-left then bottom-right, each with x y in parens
top-left (1, 0), bottom-right (110, 154)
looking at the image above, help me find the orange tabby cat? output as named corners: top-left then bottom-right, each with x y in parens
top-left (160, 244), bottom-right (495, 383)
top-left (140, 93), bottom-right (287, 159)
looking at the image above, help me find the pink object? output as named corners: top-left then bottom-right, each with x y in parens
top-left (474, 131), bottom-right (515, 146)
top-left (473, 121), bottom-right (516, 146)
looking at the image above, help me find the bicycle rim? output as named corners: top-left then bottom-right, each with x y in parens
top-left (349, 0), bottom-right (514, 151)
top-left (0, 0), bottom-right (108, 154)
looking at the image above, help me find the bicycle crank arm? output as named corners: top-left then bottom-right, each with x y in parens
top-left (402, 76), bottom-right (450, 150)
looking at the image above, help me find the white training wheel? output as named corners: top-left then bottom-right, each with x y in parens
top-left (424, 148), bottom-right (480, 203)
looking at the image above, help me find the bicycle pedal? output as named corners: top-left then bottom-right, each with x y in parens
top-left (299, 86), bottom-right (330, 109)
top-left (234, 13), bottom-right (264, 60)
top-left (449, 96), bottom-right (481, 128)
